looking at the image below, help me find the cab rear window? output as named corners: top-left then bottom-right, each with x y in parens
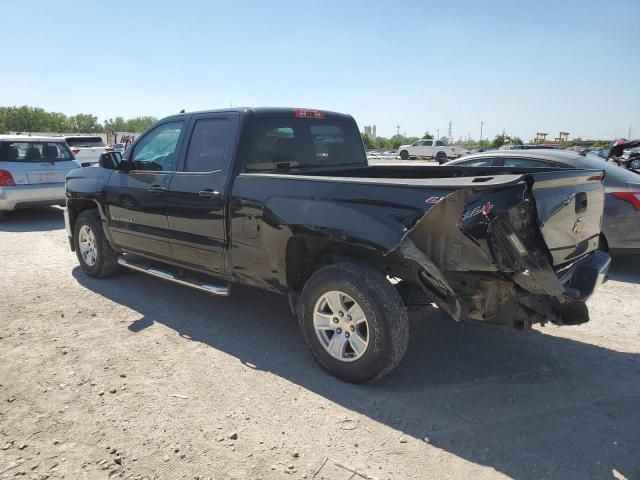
top-left (0, 141), bottom-right (74, 162)
top-left (245, 117), bottom-right (366, 171)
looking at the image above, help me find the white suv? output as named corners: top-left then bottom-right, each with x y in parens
top-left (63, 135), bottom-right (108, 167)
top-left (0, 135), bottom-right (80, 219)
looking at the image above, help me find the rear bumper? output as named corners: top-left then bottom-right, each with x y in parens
top-left (552, 250), bottom-right (611, 325)
top-left (0, 183), bottom-right (66, 211)
top-left (561, 250), bottom-right (611, 302)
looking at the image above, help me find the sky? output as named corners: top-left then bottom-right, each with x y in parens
top-left (1, 0), bottom-right (639, 141)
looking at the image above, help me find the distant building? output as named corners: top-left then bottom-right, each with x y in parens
top-left (363, 125), bottom-right (377, 139)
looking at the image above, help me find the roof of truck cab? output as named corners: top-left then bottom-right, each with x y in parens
top-left (163, 107), bottom-right (354, 120)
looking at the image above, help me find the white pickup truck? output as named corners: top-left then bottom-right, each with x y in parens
top-left (398, 139), bottom-right (469, 163)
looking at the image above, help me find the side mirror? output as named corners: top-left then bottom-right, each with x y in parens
top-left (98, 151), bottom-right (123, 170)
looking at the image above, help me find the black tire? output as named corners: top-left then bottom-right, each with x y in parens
top-left (399, 150), bottom-right (409, 160)
top-left (298, 262), bottom-right (409, 383)
top-left (74, 209), bottom-right (121, 278)
top-left (436, 152), bottom-right (448, 164)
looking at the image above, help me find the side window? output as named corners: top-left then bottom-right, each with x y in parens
top-left (435, 140), bottom-right (445, 146)
top-left (184, 118), bottom-right (231, 172)
top-left (130, 121), bottom-right (183, 171)
top-left (502, 157), bottom-right (551, 168)
top-left (420, 140), bottom-right (431, 146)
top-left (458, 158), bottom-right (495, 166)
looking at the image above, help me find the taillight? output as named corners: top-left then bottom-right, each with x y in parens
top-left (105, 146), bottom-right (114, 152)
top-left (71, 148), bottom-right (80, 155)
top-left (0, 169), bottom-right (16, 186)
top-left (293, 108), bottom-right (325, 119)
top-left (612, 192), bottom-right (640, 210)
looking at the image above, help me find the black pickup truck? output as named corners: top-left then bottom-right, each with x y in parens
top-left (65, 107), bottom-right (610, 383)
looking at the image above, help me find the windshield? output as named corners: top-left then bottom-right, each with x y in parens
top-left (579, 155), bottom-right (640, 183)
top-left (0, 141), bottom-right (74, 162)
top-left (65, 136), bottom-right (106, 148)
top-left (245, 116), bottom-right (366, 172)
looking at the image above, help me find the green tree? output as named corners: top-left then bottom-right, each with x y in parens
top-left (361, 133), bottom-right (374, 149)
top-left (124, 116), bottom-right (157, 132)
top-left (423, 131), bottom-right (434, 139)
top-left (491, 134), bottom-right (510, 148)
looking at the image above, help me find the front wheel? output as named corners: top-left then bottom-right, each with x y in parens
top-left (298, 262), bottom-right (409, 383)
top-left (399, 150), bottom-right (409, 160)
top-left (629, 159), bottom-right (640, 170)
top-left (74, 209), bottom-right (121, 278)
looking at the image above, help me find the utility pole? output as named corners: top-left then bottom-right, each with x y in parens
top-left (629, 124), bottom-right (632, 138)
top-left (396, 125), bottom-right (401, 137)
top-left (480, 121), bottom-right (484, 143)
top-left (468, 131), bottom-right (471, 142)
top-left (437, 129), bottom-right (440, 139)
top-left (448, 121), bottom-right (452, 143)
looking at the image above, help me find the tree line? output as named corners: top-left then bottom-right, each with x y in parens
top-left (362, 131), bottom-right (611, 150)
top-left (0, 106), bottom-right (157, 134)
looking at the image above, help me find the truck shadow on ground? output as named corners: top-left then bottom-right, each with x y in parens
top-left (73, 268), bottom-right (640, 480)
top-left (0, 207), bottom-right (64, 232)
top-left (608, 254), bottom-right (640, 284)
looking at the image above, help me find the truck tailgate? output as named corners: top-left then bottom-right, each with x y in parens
top-left (529, 170), bottom-right (604, 265)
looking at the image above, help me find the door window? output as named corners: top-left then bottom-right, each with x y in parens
top-left (130, 121), bottom-right (183, 171)
top-left (502, 157), bottom-right (551, 168)
top-left (457, 157), bottom-right (495, 166)
top-left (184, 118), bottom-right (232, 172)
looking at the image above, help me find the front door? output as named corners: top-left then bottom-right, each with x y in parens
top-left (165, 113), bottom-right (239, 274)
top-left (105, 120), bottom-right (185, 260)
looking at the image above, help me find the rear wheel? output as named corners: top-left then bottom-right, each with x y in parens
top-left (436, 152), bottom-right (448, 164)
top-left (399, 150), bottom-right (409, 160)
top-left (298, 262), bottom-right (409, 383)
top-left (74, 209), bottom-right (121, 278)
top-left (629, 159), bottom-right (640, 170)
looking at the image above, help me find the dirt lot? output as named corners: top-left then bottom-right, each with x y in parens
top-left (1, 207), bottom-right (639, 480)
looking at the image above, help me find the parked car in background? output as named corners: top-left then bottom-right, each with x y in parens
top-left (63, 135), bottom-right (108, 167)
top-left (397, 139), bottom-right (469, 163)
top-left (608, 139), bottom-right (640, 171)
top-left (0, 135), bottom-right (80, 219)
top-left (109, 143), bottom-right (126, 154)
top-left (587, 148), bottom-right (608, 160)
top-left (618, 147), bottom-right (640, 171)
top-left (446, 150), bottom-right (640, 254)
top-left (500, 144), bottom-right (560, 150)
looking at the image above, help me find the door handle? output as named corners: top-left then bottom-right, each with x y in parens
top-left (199, 189), bottom-right (221, 199)
top-left (147, 185), bottom-right (167, 193)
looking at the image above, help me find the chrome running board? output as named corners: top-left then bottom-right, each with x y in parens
top-left (117, 256), bottom-right (230, 296)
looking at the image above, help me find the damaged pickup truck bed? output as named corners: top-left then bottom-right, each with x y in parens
top-left (65, 107), bottom-right (610, 383)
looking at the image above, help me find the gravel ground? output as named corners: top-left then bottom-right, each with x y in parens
top-left (1, 207), bottom-right (639, 480)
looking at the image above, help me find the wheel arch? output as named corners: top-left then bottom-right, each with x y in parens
top-left (67, 198), bottom-right (109, 241)
top-left (285, 236), bottom-right (393, 293)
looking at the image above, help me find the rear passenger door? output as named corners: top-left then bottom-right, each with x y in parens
top-left (165, 112), bottom-right (239, 274)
